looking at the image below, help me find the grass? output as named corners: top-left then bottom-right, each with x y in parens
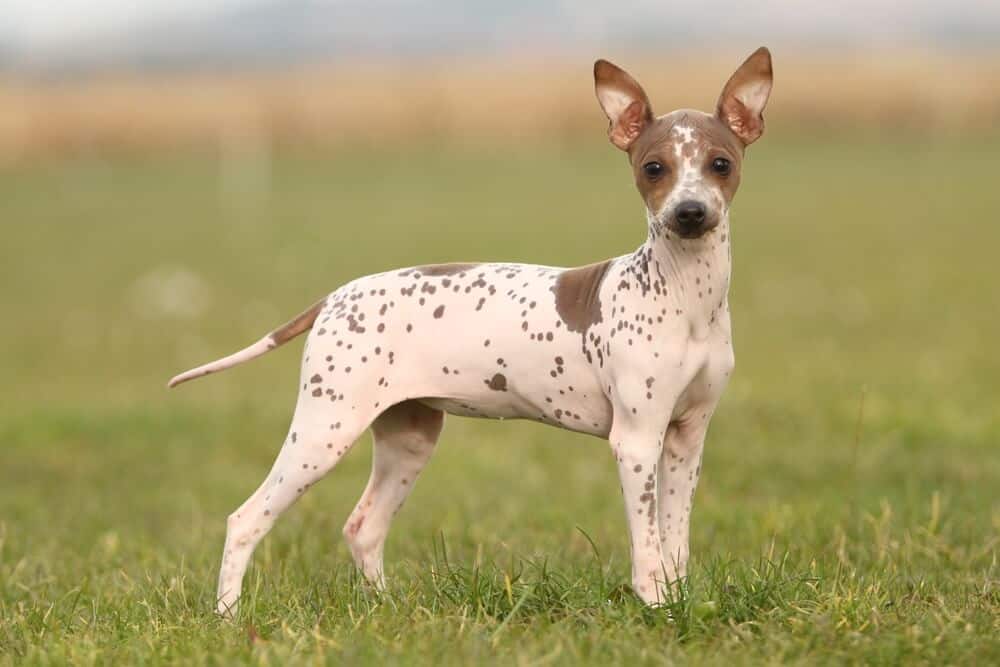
top-left (1, 130), bottom-right (998, 664)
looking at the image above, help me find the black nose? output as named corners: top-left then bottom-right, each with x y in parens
top-left (675, 200), bottom-right (707, 229)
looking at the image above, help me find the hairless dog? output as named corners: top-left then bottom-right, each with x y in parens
top-left (169, 47), bottom-right (774, 617)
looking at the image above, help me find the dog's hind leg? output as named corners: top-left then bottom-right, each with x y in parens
top-left (214, 405), bottom-right (372, 618)
top-left (342, 400), bottom-right (444, 589)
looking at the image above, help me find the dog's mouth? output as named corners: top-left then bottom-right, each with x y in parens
top-left (664, 216), bottom-right (720, 240)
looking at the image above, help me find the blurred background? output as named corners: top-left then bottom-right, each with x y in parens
top-left (1, 2), bottom-right (998, 659)
top-left (2, 0), bottom-right (1000, 160)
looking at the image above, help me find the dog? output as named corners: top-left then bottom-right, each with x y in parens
top-left (169, 47), bottom-right (773, 616)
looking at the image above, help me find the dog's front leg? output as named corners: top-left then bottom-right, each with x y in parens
top-left (608, 419), bottom-right (669, 605)
top-left (657, 412), bottom-right (713, 587)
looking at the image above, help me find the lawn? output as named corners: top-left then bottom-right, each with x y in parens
top-left (1, 131), bottom-right (998, 664)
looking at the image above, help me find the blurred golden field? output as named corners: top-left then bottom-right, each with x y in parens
top-left (2, 49), bottom-right (1000, 161)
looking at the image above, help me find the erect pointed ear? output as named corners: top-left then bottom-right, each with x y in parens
top-left (594, 59), bottom-right (655, 151)
top-left (716, 47), bottom-right (773, 145)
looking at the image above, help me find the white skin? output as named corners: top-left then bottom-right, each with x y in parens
top-left (172, 49), bottom-right (773, 615)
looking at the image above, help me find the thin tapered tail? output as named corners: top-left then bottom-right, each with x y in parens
top-left (167, 296), bottom-right (326, 389)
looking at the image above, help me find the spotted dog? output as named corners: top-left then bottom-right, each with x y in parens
top-left (169, 48), bottom-right (774, 616)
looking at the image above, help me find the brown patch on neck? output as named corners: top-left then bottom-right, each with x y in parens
top-left (269, 297), bottom-right (326, 345)
top-left (418, 262), bottom-right (480, 276)
top-left (551, 260), bottom-right (612, 333)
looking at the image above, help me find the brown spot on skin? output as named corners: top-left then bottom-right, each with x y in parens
top-left (433, 305), bottom-right (445, 318)
top-left (551, 260), bottom-right (612, 333)
top-left (418, 262), bottom-right (480, 276)
top-left (269, 297), bottom-right (326, 345)
top-left (486, 373), bottom-right (508, 391)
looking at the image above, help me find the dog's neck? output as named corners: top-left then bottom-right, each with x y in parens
top-left (633, 214), bottom-right (732, 332)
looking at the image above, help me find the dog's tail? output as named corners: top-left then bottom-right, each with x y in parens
top-left (167, 297), bottom-right (326, 389)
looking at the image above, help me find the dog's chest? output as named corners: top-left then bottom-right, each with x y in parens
top-left (593, 241), bottom-right (734, 412)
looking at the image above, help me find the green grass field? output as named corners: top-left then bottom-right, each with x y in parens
top-left (1, 132), bottom-right (998, 664)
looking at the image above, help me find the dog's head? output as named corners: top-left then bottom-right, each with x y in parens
top-left (594, 48), bottom-right (772, 240)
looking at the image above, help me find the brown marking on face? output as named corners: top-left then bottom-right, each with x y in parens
top-left (551, 260), bottom-right (612, 333)
top-left (418, 263), bottom-right (480, 276)
top-left (628, 110), bottom-right (745, 215)
top-left (268, 297), bottom-right (326, 345)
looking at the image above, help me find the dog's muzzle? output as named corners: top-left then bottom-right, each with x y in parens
top-left (667, 200), bottom-right (718, 239)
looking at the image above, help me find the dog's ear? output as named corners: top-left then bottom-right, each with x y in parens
top-left (594, 59), bottom-right (655, 151)
top-left (716, 47), bottom-right (773, 145)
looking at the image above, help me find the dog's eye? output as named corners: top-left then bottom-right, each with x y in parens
top-left (711, 157), bottom-right (731, 176)
top-left (642, 161), bottom-right (664, 179)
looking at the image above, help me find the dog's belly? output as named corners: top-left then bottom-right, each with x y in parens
top-left (417, 365), bottom-right (613, 438)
